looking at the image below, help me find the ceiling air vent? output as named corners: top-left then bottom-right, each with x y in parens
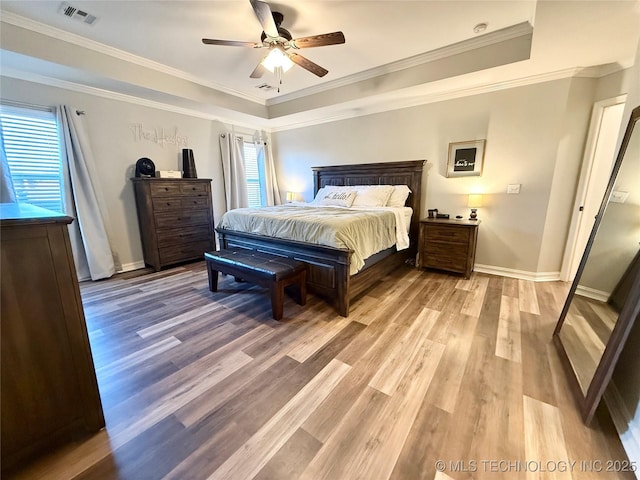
top-left (256, 84), bottom-right (274, 91)
top-left (59, 2), bottom-right (98, 25)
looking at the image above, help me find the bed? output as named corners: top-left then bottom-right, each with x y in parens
top-left (216, 160), bottom-right (425, 317)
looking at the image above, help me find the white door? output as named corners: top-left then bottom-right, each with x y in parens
top-left (561, 97), bottom-right (626, 281)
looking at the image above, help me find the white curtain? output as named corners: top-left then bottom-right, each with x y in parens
top-left (256, 136), bottom-right (282, 206)
top-left (58, 106), bottom-right (115, 280)
top-left (219, 132), bottom-right (248, 211)
top-left (0, 121), bottom-right (16, 203)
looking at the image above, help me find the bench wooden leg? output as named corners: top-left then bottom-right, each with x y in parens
top-left (206, 262), bottom-right (219, 292)
top-left (270, 281), bottom-right (285, 320)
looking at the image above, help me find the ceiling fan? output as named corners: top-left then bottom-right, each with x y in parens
top-left (202, 0), bottom-right (345, 79)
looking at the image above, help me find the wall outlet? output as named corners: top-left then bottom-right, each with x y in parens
top-left (507, 184), bottom-right (521, 194)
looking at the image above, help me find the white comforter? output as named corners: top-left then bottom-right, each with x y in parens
top-left (218, 203), bottom-right (412, 275)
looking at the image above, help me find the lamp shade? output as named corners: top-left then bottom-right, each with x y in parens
top-left (468, 194), bottom-right (483, 208)
top-left (286, 191), bottom-right (296, 202)
top-left (263, 47), bottom-right (294, 73)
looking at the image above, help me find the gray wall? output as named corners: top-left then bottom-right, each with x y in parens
top-left (272, 77), bottom-right (607, 275)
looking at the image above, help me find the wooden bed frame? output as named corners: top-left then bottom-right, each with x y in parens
top-left (216, 160), bottom-right (425, 317)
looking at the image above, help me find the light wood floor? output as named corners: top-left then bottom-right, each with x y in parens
top-left (9, 262), bottom-right (633, 480)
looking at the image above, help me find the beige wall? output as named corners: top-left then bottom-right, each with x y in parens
top-left (0, 76), bottom-right (230, 270)
top-left (272, 77), bottom-right (602, 275)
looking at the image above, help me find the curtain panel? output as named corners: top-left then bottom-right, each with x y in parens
top-left (219, 133), bottom-right (249, 211)
top-left (58, 105), bottom-right (115, 281)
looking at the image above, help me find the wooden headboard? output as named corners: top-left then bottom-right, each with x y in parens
top-left (311, 160), bottom-right (425, 246)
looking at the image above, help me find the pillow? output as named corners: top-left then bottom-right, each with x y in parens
top-left (313, 187), bottom-right (357, 207)
top-left (387, 185), bottom-right (412, 207)
top-left (352, 185), bottom-right (394, 207)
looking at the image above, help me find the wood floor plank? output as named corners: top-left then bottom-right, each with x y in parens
top-left (205, 359), bottom-right (351, 480)
top-left (496, 294), bottom-right (522, 363)
top-left (10, 264), bottom-right (632, 480)
top-left (519, 279), bottom-right (541, 315)
top-left (253, 427), bottom-right (323, 480)
top-left (300, 337), bottom-right (445, 480)
top-left (523, 395), bottom-right (572, 480)
top-left (423, 312), bottom-right (479, 413)
top-left (368, 308), bottom-right (440, 395)
top-left (460, 275), bottom-right (490, 318)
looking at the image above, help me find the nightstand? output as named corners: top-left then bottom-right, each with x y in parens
top-left (417, 218), bottom-right (480, 278)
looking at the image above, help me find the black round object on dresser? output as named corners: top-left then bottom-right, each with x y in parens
top-left (135, 157), bottom-right (156, 177)
top-left (182, 149), bottom-right (198, 178)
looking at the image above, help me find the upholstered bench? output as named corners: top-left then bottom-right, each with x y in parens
top-left (205, 249), bottom-right (307, 320)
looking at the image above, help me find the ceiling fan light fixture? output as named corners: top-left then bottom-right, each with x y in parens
top-left (262, 47), bottom-right (293, 73)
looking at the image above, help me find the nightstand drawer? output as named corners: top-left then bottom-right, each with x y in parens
top-left (424, 225), bottom-right (470, 244)
top-left (422, 254), bottom-right (467, 273)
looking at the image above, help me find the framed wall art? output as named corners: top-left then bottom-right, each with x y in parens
top-left (446, 140), bottom-right (486, 177)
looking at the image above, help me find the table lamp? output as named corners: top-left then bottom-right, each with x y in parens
top-left (468, 194), bottom-right (483, 220)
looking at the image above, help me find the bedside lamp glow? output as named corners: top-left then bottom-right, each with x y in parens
top-left (467, 194), bottom-right (483, 221)
top-left (286, 191), bottom-right (296, 203)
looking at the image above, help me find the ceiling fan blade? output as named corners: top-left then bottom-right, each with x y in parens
top-left (202, 38), bottom-right (262, 48)
top-left (250, 0), bottom-right (278, 38)
top-left (288, 52), bottom-right (328, 77)
top-left (250, 58), bottom-right (267, 78)
top-left (290, 32), bottom-right (345, 49)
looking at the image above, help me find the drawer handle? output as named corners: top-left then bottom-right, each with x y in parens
top-left (192, 187), bottom-right (197, 191)
top-left (166, 202), bottom-right (171, 206)
top-left (164, 187), bottom-right (169, 191)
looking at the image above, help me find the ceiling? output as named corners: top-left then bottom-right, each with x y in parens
top-left (1, 1), bottom-right (639, 130)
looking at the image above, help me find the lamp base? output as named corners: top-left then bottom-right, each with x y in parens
top-left (469, 208), bottom-right (478, 221)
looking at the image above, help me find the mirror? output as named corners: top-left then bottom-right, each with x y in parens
top-left (554, 105), bottom-right (640, 424)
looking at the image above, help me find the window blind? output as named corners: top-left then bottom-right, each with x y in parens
top-left (0, 105), bottom-right (64, 213)
top-left (243, 141), bottom-right (262, 208)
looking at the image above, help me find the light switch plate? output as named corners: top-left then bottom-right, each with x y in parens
top-left (507, 184), bottom-right (521, 194)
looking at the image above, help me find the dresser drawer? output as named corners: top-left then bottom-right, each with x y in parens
top-left (153, 196), bottom-right (210, 211)
top-left (180, 182), bottom-right (208, 195)
top-left (159, 241), bottom-right (212, 265)
top-left (423, 241), bottom-right (468, 259)
top-left (156, 226), bottom-right (212, 247)
top-left (181, 196), bottom-right (210, 208)
top-left (150, 182), bottom-right (181, 197)
top-left (154, 210), bottom-right (210, 229)
top-left (424, 225), bottom-right (470, 244)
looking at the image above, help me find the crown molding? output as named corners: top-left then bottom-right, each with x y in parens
top-left (2, 52), bottom-right (627, 134)
top-left (0, 67), bottom-right (272, 132)
top-left (268, 65), bottom-right (621, 131)
top-left (267, 22), bottom-right (534, 106)
top-left (0, 11), bottom-right (266, 106)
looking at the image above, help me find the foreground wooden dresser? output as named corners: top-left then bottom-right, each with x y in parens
top-left (417, 218), bottom-right (480, 278)
top-left (0, 203), bottom-right (104, 474)
top-left (132, 178), bottom-right (214, 271)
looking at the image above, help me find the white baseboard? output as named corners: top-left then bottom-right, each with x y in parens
top-left (117, 261), bottom-right (147, 273)
top-left (604, 381), bottom-right (640, 478)
top-left (575, 285), bottom-right (610, 302)
top-left (474, 264), bottom-right (561, 282)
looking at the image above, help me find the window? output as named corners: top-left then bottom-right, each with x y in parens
top-left (242, 140), bottom-right (266, 208)
top-left (0, 104), bottom-right (64, 213)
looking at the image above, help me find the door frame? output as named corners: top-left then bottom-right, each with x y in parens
top-left (560, 95), bottom-right (627, 282)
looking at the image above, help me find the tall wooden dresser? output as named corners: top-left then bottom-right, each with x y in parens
top-left (0, 203), bottom-right (104, 474)
top-left (132, 178), bottom-right (214, 271)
